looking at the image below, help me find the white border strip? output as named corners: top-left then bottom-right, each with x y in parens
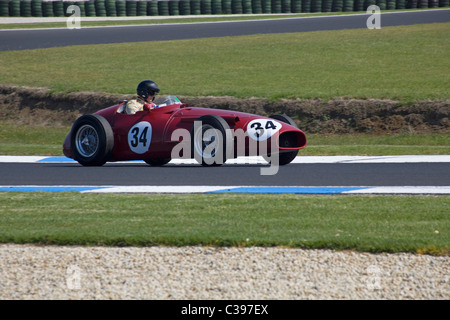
top-left (291, 155), bottom-right (450, 163)
top-left (75, 185), bottom-right (450, 194)
top-left (1, 185), bottom-right (449, 194)
top-left (0, 156), bottom-right (48, 163)
top-left (344, 186), bottom-right (450, 194)
top-left (83, 186), bottom-right (232, 193)
top-left (1, 155), bottom-right (449, 164)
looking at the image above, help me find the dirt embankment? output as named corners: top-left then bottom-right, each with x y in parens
top-left (1, 85), bottom-right (449, 134)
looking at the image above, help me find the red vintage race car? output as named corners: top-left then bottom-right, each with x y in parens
top-left (63, 96), bottom-right (307, 167)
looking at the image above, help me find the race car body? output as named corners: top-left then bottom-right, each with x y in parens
top-left (63, 96), bottom-right (307, 166)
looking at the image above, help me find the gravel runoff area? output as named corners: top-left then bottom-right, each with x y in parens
top-left (0, 244), bottom-right (448, 300)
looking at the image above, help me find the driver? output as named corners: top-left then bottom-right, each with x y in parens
top-left (125, 80), bottom-right (160, 114)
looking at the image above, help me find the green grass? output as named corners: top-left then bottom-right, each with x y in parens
top-left (0, 23), bottom-right (449, 100)
top-left (1, 123), bottom-right (448, 156)
top-left (302, 133), bottom-right (450, 155)
top-left (0, 193), bottom-right (448, 254)
top-left (0, 123), bottom-right (68, 155)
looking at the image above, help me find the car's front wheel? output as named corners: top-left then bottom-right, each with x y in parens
top-left (267, 114), bottom-right (299, 166)
top-left (191, 115), bottom-right (232, 166)
top-left (71, 114), bottom-right (114, 166)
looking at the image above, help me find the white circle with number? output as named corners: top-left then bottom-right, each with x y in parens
top-left (128, 121), bottom-right (152, 154)
top-left (247, 119), bottom-right (281, 141)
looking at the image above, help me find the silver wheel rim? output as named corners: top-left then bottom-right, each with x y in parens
top-left (194, 124), bottom-right (220, 160)
top-left (75, 124), bottom-right (99, 158)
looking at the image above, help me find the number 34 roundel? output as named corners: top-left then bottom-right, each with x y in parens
top-left (128, 121), bottom-right (152, 154)
top-left (246, 119), bottom-right (281, 141)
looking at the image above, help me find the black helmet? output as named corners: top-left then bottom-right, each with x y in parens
top-left (137, 80), bottom-right (160, 99)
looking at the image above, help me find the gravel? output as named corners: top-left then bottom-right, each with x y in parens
top-left (0, 244), bottom-right (448, 300)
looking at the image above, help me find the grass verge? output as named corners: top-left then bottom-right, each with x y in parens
top-left (0, 123), bottom-right (68, 155)
top-left (302, 133), bottom-right (450, 155)
top-left (0, 23), bottom-right (449, 100)
top-left (0, 193), bottom-right (448, 254)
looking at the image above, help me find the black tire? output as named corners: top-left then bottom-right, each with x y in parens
top-left (267, 114), bottom-right (299, 166)
top-left (145, 158), bottom-right (171, 166)
top-left (70, 114), bottom-right (114, 166)
top-left (269, 114), bottom-right (297, 128)
top-left (191, 115), bottom-right (232, 166)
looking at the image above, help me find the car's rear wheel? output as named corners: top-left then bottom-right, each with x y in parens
top-left (71, 115), bottom-right (114, 166)
top-left (191, 115), bottom-right (232, 166)
top-left (267, 114), bottom-right (299, 166)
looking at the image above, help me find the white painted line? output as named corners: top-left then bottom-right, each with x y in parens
top-left (1, 185), bottom-right (449, 194)
top-left (291, 155), bottom-right (450, 163)
top-left (344, 186), bottom-right (450, 194)
top-left (0, 156), bottom-right (48, 163)
top-left (81, 185), bottom-right (450, 194)
top-left (1, 155), bottom-right (449, 164)
top-left (0, 13), bottom-right (299, 25)
top-left (82, 185), bottom-right (231, 193)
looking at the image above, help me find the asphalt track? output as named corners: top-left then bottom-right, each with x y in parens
top-left (1, 158), bottom-right (449, 187)
top-left (0, 9), bottom-right (449, 51)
